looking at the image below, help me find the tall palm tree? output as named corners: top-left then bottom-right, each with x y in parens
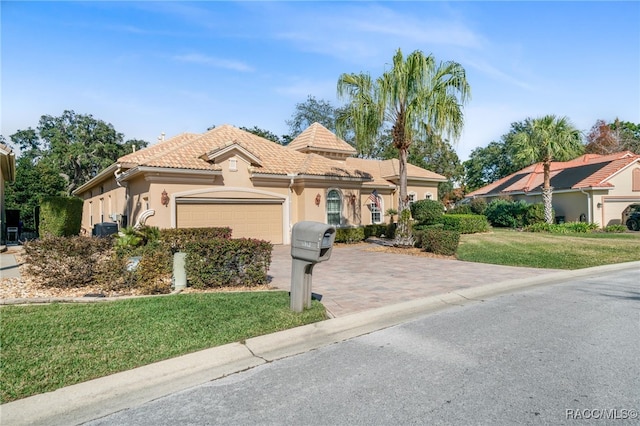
top-left (512, 115), bottom-right (583, 224)
top-left (337, 48), bottom-right (470, 244)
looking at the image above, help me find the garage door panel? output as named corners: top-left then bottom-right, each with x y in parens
top-left (177, 203), bottom-right (283, 244)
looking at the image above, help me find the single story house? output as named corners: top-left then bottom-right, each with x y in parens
top-left (74, 123), bottom-right (446, 244)
top-left (465, 151), bottom-right (640, 227)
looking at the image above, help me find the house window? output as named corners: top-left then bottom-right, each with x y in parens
top-left (408, 192), bottom-right (417, 206)
top-left (633, 168), bottom-right (640, 191)
top-left (89, 201), bottom-right (93, 226)
top-left (425, 192), bottom-right (433, 200)
top-left (368, 193), bottom-right (383, 224)
top-left (229, 157), bottom-right (238, 172)
top-left (99, 198), bottom-right (104, 223)
top-left (327, 189), bottom-right (341, 226)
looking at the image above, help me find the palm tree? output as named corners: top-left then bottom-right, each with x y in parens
top-left (512, 115), bottom-right (583, 224)
top-left (337, 48), bottom-right (470, 245)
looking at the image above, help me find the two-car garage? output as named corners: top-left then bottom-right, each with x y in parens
top-left (176, 197), bottom-right (285, 244)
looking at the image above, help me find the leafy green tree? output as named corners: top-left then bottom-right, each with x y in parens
top-left (239, 126), bottom-right (285, 144)
top-left (26, 110), bottom-right (149, 194)
top-left (337, 48), bottom-right (470, 244)
top-left (286, 95), bottom-right (341, 138)
top-left (511, 115), bottom-right (583, 224)
top-left (4, 110), bottom-right (149, 230)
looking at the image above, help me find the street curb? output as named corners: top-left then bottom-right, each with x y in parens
top-left (2, 261), bottom-right (639, 426)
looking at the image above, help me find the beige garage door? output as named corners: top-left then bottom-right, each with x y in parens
top-left (176, 202), bottom-right (283, 244)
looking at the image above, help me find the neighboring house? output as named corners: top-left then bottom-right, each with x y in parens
top-left (465, 151), bottom-right (640, 227)
top-left (1, 143), bottom-right (17, 244)
top-left (73, 123), bottom-right (446, 244)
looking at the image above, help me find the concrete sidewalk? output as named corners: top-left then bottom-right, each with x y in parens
top-left (0, 247), bottom-right (21, 279)
top-left (2, 260), bottom-right (639, 426)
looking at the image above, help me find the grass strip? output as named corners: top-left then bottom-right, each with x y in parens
top-left (0, 291), bottom-right (325, 403)
top-left (457, 229), bottom-right (640, 269)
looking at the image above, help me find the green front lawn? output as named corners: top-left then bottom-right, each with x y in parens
top-left (457, 229), bottom-right (640, 269)
top-left (0, 291), bottom-right (325, 403)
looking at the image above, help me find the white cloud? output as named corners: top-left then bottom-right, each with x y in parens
top-left (172, 54), bottom-right (254, 72)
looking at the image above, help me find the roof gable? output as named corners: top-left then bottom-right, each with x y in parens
top-left (288, 122), bottom-right (357, 159)
top-left (200, 142), bottom-right (263, 167)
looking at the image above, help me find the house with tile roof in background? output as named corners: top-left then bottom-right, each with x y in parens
top-left (465, 151), bottom-right (640, 227)
top-left (73, 123), bottom-right (446, 244)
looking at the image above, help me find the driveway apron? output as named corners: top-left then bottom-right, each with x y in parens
top-left (268, 243), bottom-right (560, 317)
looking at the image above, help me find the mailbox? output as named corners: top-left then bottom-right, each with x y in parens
top-left (291, 221), bottom-right (336, 262)
top-left (290, 221), bottom-right (336, 312)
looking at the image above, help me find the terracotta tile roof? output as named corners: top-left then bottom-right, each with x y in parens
top-left (117, 125), bottom-right (367, 178)
top-left (288, 122), bottom-right (357, 155)
top-left (466, 151), bottom-right (640, 197)
top-left (343, 157), bottom-right (447, 187)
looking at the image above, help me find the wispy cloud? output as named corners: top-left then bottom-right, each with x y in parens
top-left (464, 58), bottom-right (536, 91)
top-left (172, 54), bottom-right (254, 72)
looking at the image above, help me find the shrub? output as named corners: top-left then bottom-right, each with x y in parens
top-left (440, 214), bottom-right (490, 234)
top-left (421, 228), bottom-right (460, 256)
top-left (525, 221), bottom-right (599, 234)
top-left (335, 227), bottom-right (365, 244)
top-left (485, 199), bottom-right (542, 228)
top-left (184, 238), bottom-right (272, 288)
top-left (447, 204), bottom-right (472, 215)
top-left (160, 227), bottom-right (232, 252)
top-left (524, 203), bottom-right (546, 226)
top-left (23, 236), bottom-right (115, 288)
top-left (470, 198), bottom-right (487, 215)
top-left (412, 223), bottom-right (444, 248)
top-left (410, 199), bottom-right (445, 225)
top-left (38, 196), bottom-right (83, 237)
top-left (603, 224), bottom-right (627, 233)
top-left (133, 241), bottom-right (173, 294)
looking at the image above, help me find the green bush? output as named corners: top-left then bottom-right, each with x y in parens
top-left (470, 198), bottom-right (487, 215)
top-left (485, 199), bottom-right (548, 228)
top-left (525, 221), bottom-right (599, 234)
top-left (38, 196), bottom-right (83, 237)
top-left (363, 223), bottom-right (396, 239)
top-left (410, 199), bottom-right (445, 225)
top-left (160, 227), bottom-right (232, 252)
top-left (447, 204), bottom-right (472, 215)
top-left (603, 224), bottom-right (627, 233)
top-left (440, 214), bottom-right (490, 234)
top-left (335, 227), bottom-right (365, 244)
top-left (524, 203), bottom-right (546, 226)
top-left (412, 223), bottom-right (444, 248)
top-left (184, 238), bottom-right (272, 288)
top-left (422, 228), bottom-right (460, 256)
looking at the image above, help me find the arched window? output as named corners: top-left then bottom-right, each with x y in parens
top-left (327, 189), bottom-right (342, 226)
top-left (408, 191), bottom-right (417, 206)
top-left (425, 192), bottom-right (433, 200)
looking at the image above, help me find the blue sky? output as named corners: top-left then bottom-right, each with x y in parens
top-left (2, 1), bottom-right (639, 160)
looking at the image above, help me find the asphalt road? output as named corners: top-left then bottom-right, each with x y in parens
top-left (86, 269), bottom-right (640, 425)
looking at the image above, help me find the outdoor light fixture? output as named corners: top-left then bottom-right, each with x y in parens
top-left (597, 202), bottom-right (602, 208)
top-left (315, 193), bottom-right (321, 206)
top-left (161, 189), bottom-right (170, 207)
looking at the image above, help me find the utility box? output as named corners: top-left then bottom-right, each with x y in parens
top-left (290, 221), bottom-right (336, 312)
top-left (93, 222), bottom-right (118, 237)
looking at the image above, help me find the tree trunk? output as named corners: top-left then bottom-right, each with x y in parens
top-left (543, 161), bottom-right (553, 224)
top-left (394, 147), bottom-right (414, 247)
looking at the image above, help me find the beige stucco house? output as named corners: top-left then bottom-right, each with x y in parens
top-left (465, 151), bottom-right (640, 227)
top-left (73, 123), bottom-right (446, 244)
top-left (1, 143), bottom-right (17, 245)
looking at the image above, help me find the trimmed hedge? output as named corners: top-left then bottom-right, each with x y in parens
top-left (485, 200), bottom-right (548, 228)
top-left (410, 199), bottom-right (445, 225)
top-left (184, 238), bottom-right (272, 288)
top-left (525, 222), bottom-right (599, 234)
top-left (364, 223), bottom-right (396, 239)
top-left (335, 227), bottom-right (365, 244)
top-left (421, 228), bottom-right (460, 256)
top-left (160, 227), bottom-right (232, 251)
top-left (39, 196), bottom-right (83, 237)
top-left (440, 214), bottom-right (490, 234)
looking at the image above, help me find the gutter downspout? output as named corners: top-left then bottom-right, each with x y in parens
top-left (287, 173), bottom-right (298, 245)
top-left (114, 165), bottom-right (130, 228)
top-left (579, 188), bottom-right (592, 224)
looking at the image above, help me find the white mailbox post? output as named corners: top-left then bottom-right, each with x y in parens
top-left (290, 221), bottom-right (336, 312)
